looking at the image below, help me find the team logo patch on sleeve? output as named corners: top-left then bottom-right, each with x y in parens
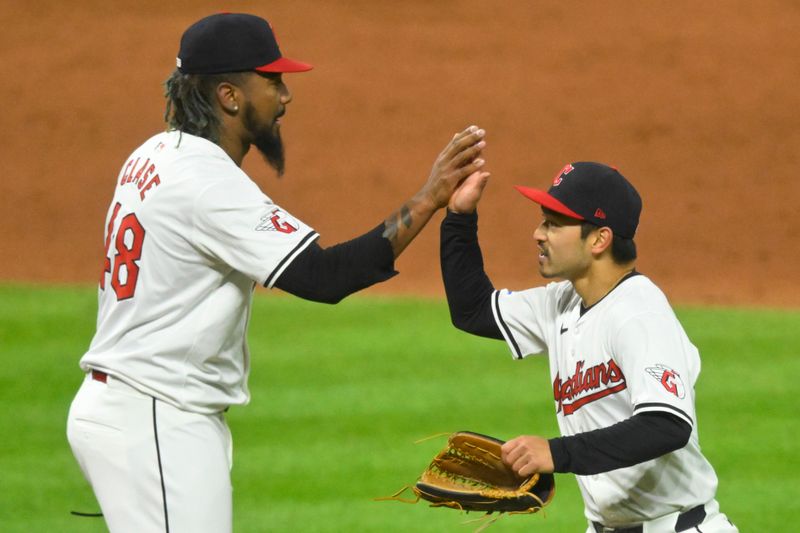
top-left (256, 208), bottom-right (299, 234)
top-left (645, 364), bottom-right (686, 398)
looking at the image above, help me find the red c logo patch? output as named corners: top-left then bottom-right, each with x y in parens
top-left (552, 164), bottom-right (575, 186)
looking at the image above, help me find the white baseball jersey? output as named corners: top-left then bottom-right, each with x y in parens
top-left (492, 275), bottom-right (719, 526)
top-left (80, 130), bottom-right (318, 414)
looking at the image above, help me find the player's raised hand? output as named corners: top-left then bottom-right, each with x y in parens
top-left (501, 435), bottom-right (555, 477)
top-left (448, 168), bottom-right (490, 214)
top-left (421, 125), bottom-right (487, 210)
top-left (381, 126), bottom-right (487, 257)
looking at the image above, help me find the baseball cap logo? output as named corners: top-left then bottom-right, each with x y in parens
top-left (552, 164), bottom-right (575, 187)
top-left (594, 208), bottom-right (606, 219)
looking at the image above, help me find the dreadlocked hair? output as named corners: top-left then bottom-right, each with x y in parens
top-left (163, 69), bottom-right (249, 143)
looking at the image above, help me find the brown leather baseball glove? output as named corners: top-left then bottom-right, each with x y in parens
top-left (380, 431), bottom-right (555, 527)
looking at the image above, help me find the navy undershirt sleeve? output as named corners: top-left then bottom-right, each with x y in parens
top-left (548, 411), bottom-right (692, 475)
top-left (272, 223), bottom-right (398, 304)
top-left (440, 210), bottom-right (503, 339)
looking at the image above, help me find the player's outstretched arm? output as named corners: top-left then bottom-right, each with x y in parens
top-left (440, 212), bottom-right (502, 339)
top-left (273, 126), bottom-right (489, 304)
top-left (382, 125), bottom-right (489, 258)
top-left (437, 160), bottom-right (501, 339)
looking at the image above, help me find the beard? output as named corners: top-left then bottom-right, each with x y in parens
top-left (243, 103), bottom-right (285, 177)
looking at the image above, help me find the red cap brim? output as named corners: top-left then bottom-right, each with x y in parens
top-left (255, 56), bottom-right (313, 73)
top-left (514, 185), bottom-right (584, 220)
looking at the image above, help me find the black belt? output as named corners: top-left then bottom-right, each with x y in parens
top-left (592, 504), bottom-right (706, 533)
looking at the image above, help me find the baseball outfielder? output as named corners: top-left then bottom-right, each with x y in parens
top-left (66, 13), bottom-right (488, 533)
top-left (440, 162), bottom-right (738, 532)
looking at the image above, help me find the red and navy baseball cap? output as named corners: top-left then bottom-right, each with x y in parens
top-left (515, 162), bottom-right (642, 239)
top-left (177, 13), bottom-right (313, 75)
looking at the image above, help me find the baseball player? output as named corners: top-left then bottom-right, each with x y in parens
top-left (66, 13), bottom-right (488, 533)
top-left (440, 162), bottom-right (738, 532)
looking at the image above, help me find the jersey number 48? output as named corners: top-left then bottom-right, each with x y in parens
top-left (100, 202), bottom-right (145, 300)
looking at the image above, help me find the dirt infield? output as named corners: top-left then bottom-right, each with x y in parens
top-left (3, 1), bottom-right (798, 307)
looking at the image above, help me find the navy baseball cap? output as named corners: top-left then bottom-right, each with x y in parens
top-left (177, 13), bottom-right (313, 75)
top-left (515, 162), bottom-right (642, 239)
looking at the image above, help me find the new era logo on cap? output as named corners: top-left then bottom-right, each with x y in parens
top-left (515, 162), bottom-right (642, 239)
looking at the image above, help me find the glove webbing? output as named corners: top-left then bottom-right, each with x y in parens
top-left (428, 462), bottom-right (497, 490)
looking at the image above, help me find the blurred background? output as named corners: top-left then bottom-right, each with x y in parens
top-left (2, 0), bottom-right (799, 307)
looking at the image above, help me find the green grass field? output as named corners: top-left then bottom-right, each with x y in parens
top-left (1, 284), bottom-right (797, 532)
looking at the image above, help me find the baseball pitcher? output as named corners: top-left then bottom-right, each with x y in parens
top-left (66, 13), bottom-right (488, 533)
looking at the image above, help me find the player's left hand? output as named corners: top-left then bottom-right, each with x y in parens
top-left (501, 435), bottom-right (555, 476)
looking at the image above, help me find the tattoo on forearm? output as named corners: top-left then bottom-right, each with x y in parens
top-left (401, 205), bottom-right (412, 229)
top-left (383, 217), bottom-right (399, 241)
top-left (382, 204), bottom-right (414, 243)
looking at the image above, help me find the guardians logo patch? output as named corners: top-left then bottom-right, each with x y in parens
top-left (553, 359), bottom-right (627, 415)
top-left (256, 208), bottom-right (299, 234)
top-left (645, 364), bottom-right (686, 399)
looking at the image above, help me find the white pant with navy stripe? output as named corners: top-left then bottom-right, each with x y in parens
top-left (585, 498), bottom-right (738, 533)
top-left (67, 372), bottom-right (233, 533)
